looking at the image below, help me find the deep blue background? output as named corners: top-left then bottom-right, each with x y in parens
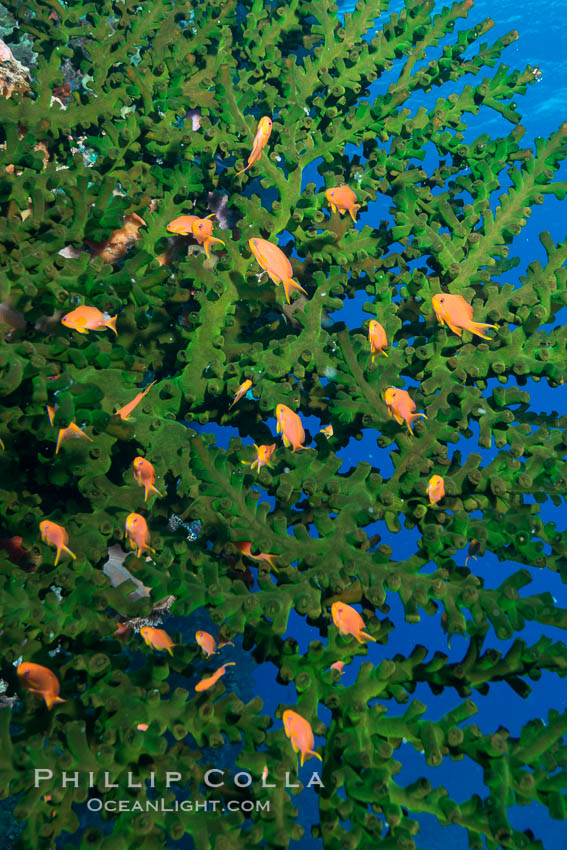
top-left (193, 1), bottom-right (567, 847)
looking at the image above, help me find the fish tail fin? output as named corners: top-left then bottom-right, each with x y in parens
top-left (382, 349), bottom-right (389, 358)
top-left (142, 380), bottom-right (157, 397)
top-left (359, 630), bottom-right (377, 643)
top-left (371, 350), bottom-right (376, 364)
top-left (349, 204), bottom-right (361, 222)
top-left (467, 321), bottom-right (498, 340)
top-left (63, 545), bottom-right (76, 560)
top-left (69, 423), bottom-right (92, 441)
top-left (308, 749), bottom-right (323, 762)
top-left (167, 647), bottom-right (174, 656)
top-left (151, 484), bottom-right (162, 498)
top-left (235, 162), bottom-right (250, 176)
top-left (45, 694), bottom-right (66, 710)
top-left (55, 431), bottom-right (63, 455)
top-left (54, 549), bottom-right (61, 567)
top-left (106, 315), bottom-right (118, 335)
top-left (407, 412), bottom-right (427, 435)
top-left (262, 554), bottom-right (278, 570)
top-left (282, 277), bottom-right (308, 305)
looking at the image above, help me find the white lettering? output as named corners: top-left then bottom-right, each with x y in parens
top-left (234, 771), bottom-right (252, 788)
top-left (34, 769), bottom-right (53, 787)
top-left (284, 772), bottom-right (300, 788)
top-left (62, 771), bottom-right (80, 787)
top-left (204, 769), bottom-right (224, 788)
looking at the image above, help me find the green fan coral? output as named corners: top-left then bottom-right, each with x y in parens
top-left (0, 0), bottom-right (567, 848)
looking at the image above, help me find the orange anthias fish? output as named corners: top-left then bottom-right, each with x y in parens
top-left (125, 513), bottom-right (155, 558)
top-left (282, 709), bottom-right (323, 767)
top-left (195, 662), bottom-right (236, 692)
top-left (236, 116), bottom-right (272, 175)
top-left (115, 381), bottom-right (156, 420)
top-left (368, 320), bottom-right (388, 362)
top-left (133, 457), bottom-right (162, 502)
top-left (47, 405), bottom-right (93, 455)
top-left (249, 238), bottom-right (308, 304)
top-left (384, 388), bottom-right (427, 436)
top-left (325, 186), bottom-right (361, 223)
top-left (195, 630), bottom-right (235, 657)
top-left (61, 306), bottom-right (118, 335)
top-left (140, 626), bottom-right (176, 655)
top-left (228, 379), bottom-right (253, 410)
top-left (241, 443), bottom-right (276, 473)
top-left (166, 213), bottom-right (226, 259)
top-left (39, 520), bottom-right (76, 566)
top-left (330, 661), bottom-right (345, 675)
top-left (17, 662), bottom-right (66, 710)
top-left (235, 541), bottom-right (279, 571)
top-left (276, 404), bottom-right (311, 452)
top-left (320, 425), bottom-right (333, 439)
top-left (427, 474), bottom-right (445, 506)
top-left (431, 293), bottom-right (497, 340)
top-left (331, 601), bottom-right (377, 644)
top-left (196, 630), bottom-right (218, 657)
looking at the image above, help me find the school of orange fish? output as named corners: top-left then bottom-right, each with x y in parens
top-left (15, 115), bottom-right (498, 769)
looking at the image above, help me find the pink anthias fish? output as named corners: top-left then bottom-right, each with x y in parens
top-left (249, 238), bottom-right (308, 304)
top-left (276, 404), bottom-right (311, 452)
top-left (125, 513), bottom-right (155, 558)
top-left (132, 457), bottom-right (162, 502)
top-left (331, 601), bottom-right (377, 644)
top-left (431, 293), bottom-right (497, 340)
top-left (114, 381), bottom-right (156, 421)
top-left (39, 520), bottom-right (76, 566)
top-left (166, 213), bottom-right (226, 259)
top-left (241, 443), bottom-right (276, 473)
top-left (383, 388), bottom-right (427, 436)
top-left (195, 662), bottom-right (236, 692)
top-left (282, 710), bottom-right (323, 767)
top-left (228, 379), bottom-right (253, 410)
top-left (195, 630), bottom-right (234, 658)
top-left (236, 116), bottom-right (272, 175)
top-left (368, 320), bottom-right (388, 362)
top-left (140, 626), bottom-right (176, 655)
top-left (427, 474), bottom-right (445, 506)
top-left (325, 186), bottom-right (361, 223)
